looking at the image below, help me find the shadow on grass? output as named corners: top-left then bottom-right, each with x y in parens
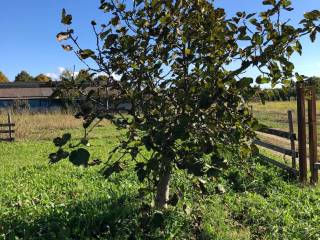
top-left (225, 155), bottom-right (298, 198)
top-left (1, 192), bottom-right (236, 240)
top-left (1, 193), bottom-right (145, 240)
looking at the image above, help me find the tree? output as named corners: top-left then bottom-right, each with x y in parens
top-left (0, 71), bottom-right (9, 83)
top-left (94, 74), bottom-right (108, 83)
top-left (75, 69), bottom-right (93, 83)
top-left (55, 69), bottom-right (84, 103)
top-left (52, 0), bottom-right (320, 209)
top-left (15, 71), bottom-right (34, 82)
top-left (59, 69), bottom-right (74, 81)
top-left (34, 74), bottom-right (52, 82)
top-left (306, 76), bottom-right (320, 95)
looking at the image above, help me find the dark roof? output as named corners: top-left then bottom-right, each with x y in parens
top-left (0, 81), bottom-right (120, 100)
top-left (0, 82), bottom-right (56, 100)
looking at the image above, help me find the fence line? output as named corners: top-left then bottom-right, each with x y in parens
top-left (253, 84), bottom-right (320, 184)
top-left (0, 112), bottom-right (15, 142)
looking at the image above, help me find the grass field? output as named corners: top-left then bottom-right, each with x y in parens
top-left (251, 100), bottom-right (320, 143)
top-left (1, 113), bottom-right (320, 239)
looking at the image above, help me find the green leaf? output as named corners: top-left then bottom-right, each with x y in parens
top-left (61, 8), bottom-right (72, 25)
top-left (286, 46), bottom-right (294, 56)
top-left (184, 48), bottom-right (191, 55)
top-left (252, 33), bottom-right (263, 45)
top-left (246, 13), bottom-right (256, 19)
top-left (160, 14), bottom-right (171, 24)
top-left (100, 29), bottom-right (112, 40)
top-left (56, 32), bottom-right (70, 42)
top-left (110, 16), bottom-right (120, 26)
top-left (61, 45), bottom-right (73, 52)
top-left (262, 0), bottom-right (275, 5)
top-left (69, 148), bottom-right (90, 167)
top-left (118, 4), bottom-right (126, 11)
top-left (310, 29), bottom-right (317, 42)
top-left (237, 77), bottom-right (253, 88)
top-left (304, 10), bottom-right (320, 20)
top-left (79, 49), bottom-right (95, 59)
top-left (293, 41), bottom-right (302, 55)
top-left (256, 76), bottom-right (269, 84)
top-left (104, 34), bottom-right (118, 48)
top-left (151, 211), bottom-right (164, 229)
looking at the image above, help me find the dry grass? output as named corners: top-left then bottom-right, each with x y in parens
top-left (251, 101), bottom-right (320, 171)
top-left (251, 100), bottom-right (320, 144)
top-left (0, 111), bottom-right (110, 141)
top-left (0, 112), bottom-right (81, 140)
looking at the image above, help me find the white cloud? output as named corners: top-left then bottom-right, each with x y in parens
top-left (45, 73), bottom-right (59, 80)
top-left (44, 67), bottom-right (66, 80)
top-left (95, 72), bottom-right (121, 80)
top-left (58, 67), bottom-right (66, 74)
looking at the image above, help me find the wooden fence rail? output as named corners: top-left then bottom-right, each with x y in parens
top-left (253, 83), bottom-right (320, 184)
top-left (0, 113), bottom-right (15, 142)
top-left (254, 110), bottom-right (298, 176)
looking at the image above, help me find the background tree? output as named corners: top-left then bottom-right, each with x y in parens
top-left (15, 70), bottom-right (34, 82)
top-left (59, 69), bottom-right (74, 81)
top-left (52, 0), bottom-right (320, 209)
top-left (94, 74), bottom-right (108, 83)
top-left (306, 76), bottom-right (320, 96)
top-left (34, 74), bottom-right (52, 82)
top-left (0, 71), bottom-right (9, 83)
top-left (75, 69), bottom-right (93, 83)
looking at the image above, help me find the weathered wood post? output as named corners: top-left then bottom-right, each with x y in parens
top-left (308, 86), bottom-right (318, 184)
top-left (296, 81), bottom-right (308, 183)
top-left (288, 110), bottom-right (296, 169)
top-left (7, 112), bottom-right (13, 141)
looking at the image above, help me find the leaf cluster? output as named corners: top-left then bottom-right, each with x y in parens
top-left (52, 0), bottom-right (320, 200)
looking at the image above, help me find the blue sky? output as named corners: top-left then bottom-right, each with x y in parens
top-left (0, 0), bottom-right (320, 81)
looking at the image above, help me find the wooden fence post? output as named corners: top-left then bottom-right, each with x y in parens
top-left (7, 112), bottom-right (13, 141)
top-left (288, 110), bottom-right (296, 169)
top-left (308, 86), bottom-right (318, 184)
top-left (297, 82), bottom-right (308, 183)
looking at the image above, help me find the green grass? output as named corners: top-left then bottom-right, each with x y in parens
top-left (1, 114), bottom-right (320, 239)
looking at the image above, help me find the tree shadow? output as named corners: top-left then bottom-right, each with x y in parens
top-left (1, 193), bottom-right (145, 240)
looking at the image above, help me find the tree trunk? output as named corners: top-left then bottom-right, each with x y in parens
top-left (155, 170), bottom-right (171, 209)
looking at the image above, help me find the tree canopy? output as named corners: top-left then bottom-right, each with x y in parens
top-left (52, 0), bottom-right (320, 209)
top-left (0, 71), bottom-right (9, 83)
top-left (34, 74), bottom-right (52, 82)
top-left (75, 69), bottom-right (93, 83)
top-left (15, 71), bottom-right (34, 82)
top-left (59, 69), bottom-right (74, 81)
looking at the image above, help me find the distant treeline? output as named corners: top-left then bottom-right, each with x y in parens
top-left (253, 77), bottom-right (320, 102)
top-left (0, 69), bottom-right (106, 83)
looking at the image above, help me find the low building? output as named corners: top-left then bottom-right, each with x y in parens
top-left (0, 82), bottom-right (62, 110)
top-left (0, 82), bottom-right (131, 111)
